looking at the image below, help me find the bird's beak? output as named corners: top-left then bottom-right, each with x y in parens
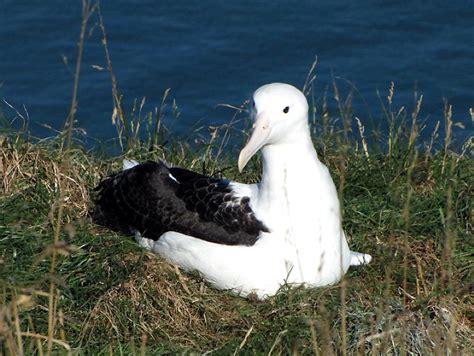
top-left (238, 112), bottom-right (272, 172)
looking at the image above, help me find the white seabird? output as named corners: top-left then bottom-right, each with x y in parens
top-left (93, 83), bottom-right (371, 299)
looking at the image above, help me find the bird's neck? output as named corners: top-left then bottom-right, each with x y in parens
top-left (257, 126), bottom-right (320, 215)
top-left (260, 127), bottom-right (317, 188)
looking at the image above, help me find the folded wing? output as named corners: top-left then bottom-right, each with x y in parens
top-left (93, 161), bottom-right (268, 246)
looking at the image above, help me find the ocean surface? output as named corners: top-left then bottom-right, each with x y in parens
top-left (1, 1), bottom-right (473, 146)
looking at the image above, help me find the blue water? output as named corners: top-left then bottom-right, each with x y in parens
top-left (1, 1), bottom-right (473, 145)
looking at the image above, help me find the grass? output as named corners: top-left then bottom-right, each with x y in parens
top-left (0, 90), bottom-right (472, 354)
top-left (1, 3), bottom-right (473, 354)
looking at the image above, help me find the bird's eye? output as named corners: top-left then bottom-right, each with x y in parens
top-left (252, 100), bottom-right (256, 108)
top-left (283, 106), bottom-right (290, 114)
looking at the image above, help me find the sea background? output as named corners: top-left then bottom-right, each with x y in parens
top-left (1, 0), bottom-right (473, 148)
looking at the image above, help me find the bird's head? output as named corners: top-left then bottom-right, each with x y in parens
top-left (238, 83), bottom-right (309, 172)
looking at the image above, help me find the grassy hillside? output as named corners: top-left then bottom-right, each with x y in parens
top-left (0, 3), bottom-right (472, 352)
top-left (0, 95), bottom-right (472, 354)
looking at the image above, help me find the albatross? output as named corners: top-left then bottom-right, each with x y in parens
top-left (93, 83), bottom-right (372, 299)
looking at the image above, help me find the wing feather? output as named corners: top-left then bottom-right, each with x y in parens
top-left (93, 161), bottom-right (268, 246)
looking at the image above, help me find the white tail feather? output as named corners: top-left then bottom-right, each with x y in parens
top-left (123, 159), bottom-right (139, 171)
top-left (350, 251), bottom-right (372, 266)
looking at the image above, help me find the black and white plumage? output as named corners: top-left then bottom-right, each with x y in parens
top-left (93, 160), bottom-right (268, 246)
top-left (93, 83), bottom-right (371, 299)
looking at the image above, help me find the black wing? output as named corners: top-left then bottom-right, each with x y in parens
top-left (93, 161), bottom-right (268, 246)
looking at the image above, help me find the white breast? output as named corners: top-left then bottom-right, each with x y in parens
top-left (256, 157), bottom-right (351, 287)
